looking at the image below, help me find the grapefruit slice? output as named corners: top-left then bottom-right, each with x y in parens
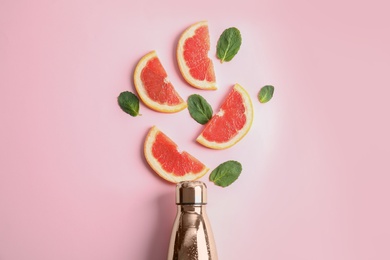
top-left (197, 84), bottom-right (253, 149)
top-left (134, 51), bottom-right (187, 113)
top-left (177, 21), bottom-right (217, 90)
top-left (144, 126), bottom-right (209, 183)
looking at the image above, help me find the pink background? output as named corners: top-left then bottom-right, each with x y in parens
top-left (1, 0), bottom-right (389, 259)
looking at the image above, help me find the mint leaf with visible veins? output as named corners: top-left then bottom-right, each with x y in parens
top-left (187, 94), bottom-right (213, 124)
top-left (258, 85), bottom-right (275, 103)
top-left (209, 160), bottom-right (242, 187)
top-left (217, 27), bottom-right (242, 63)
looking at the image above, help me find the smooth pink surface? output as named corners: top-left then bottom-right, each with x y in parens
top-left (1, 0), bottom-right (389, 259)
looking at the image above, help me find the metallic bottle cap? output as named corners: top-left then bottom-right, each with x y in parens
top-left (176, 181), bottom-right (207, 205)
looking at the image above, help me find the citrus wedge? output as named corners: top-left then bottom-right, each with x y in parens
top-left (177, 21), bottom-right (217, 90)
top-left (134, 51), bottom-right (187, 113)
top-left (144, 126), bottom-right (209, 183)
top-left (196, 84), bottom-right (253, 149)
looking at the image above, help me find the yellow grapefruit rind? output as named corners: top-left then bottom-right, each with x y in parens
top-left (134, 51), bottom-right (187, 113)
top-left (144, 126), bottom-right (209, 183)
top-left (196, 84), bottom-right (254, 149)
top-left (177, 21), bottom-right (217, 90)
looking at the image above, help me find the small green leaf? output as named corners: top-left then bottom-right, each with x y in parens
top-left (258, 85), bottom-right (275, 103)
top-left (118, 91), bottom-right (140, 117)
top-left (187, 94), bottom-right (213, 125)
top-left (217, 27), bottom-right (242, 63)
top-left (209, 160), bottom-right (242, 187)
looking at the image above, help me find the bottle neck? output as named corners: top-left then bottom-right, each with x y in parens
top-left (177, 204), bottom-right (206, 213)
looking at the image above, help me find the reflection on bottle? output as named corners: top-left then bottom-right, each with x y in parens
top-left (167, 181), bottom-right (218, 260)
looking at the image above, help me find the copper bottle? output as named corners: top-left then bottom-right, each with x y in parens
top-left (167, 181), bottom-right (218, 260)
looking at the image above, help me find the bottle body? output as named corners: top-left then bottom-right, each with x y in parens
top-left (167, 181), bottom-right (218, 260)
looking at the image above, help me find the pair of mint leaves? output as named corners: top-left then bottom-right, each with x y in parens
top-left (187, 84), bottom-right (275, 126)
top-left (118, 27), bottom-right (275, 188)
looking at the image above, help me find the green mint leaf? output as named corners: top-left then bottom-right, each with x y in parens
top-left (216, 27), bottom-right (242, 63)
top-left (187, 94), bottom-right (213, 125)
top-left (258, 85), bottom-right (275, 103)
top-left (118, 91), bottom-right (140, 117)
top-left (209, 160), bottom-right (242, 187)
